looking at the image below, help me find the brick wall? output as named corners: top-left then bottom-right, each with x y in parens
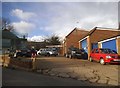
top-left (87, 36), bottom-right (91, 60)
top-left (90, 30), bottom-right (119, 43)
top-left (116, 37), bottom-right (120, 55)
top-left (1, 55), bottom-right (32, 69)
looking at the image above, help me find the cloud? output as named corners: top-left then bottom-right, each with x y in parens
top-left (41, 2), bottom-right (118, 39)
top-left (3, 0), bottom-right (120, 2)
top-left (7, 2), bottom-right (118, 42)
top-left (12, 21), bottom-right (36, 34)
top-left (11, 9), bottom-right (36, 20)
top-left (27, 35), bottom-right (45, 42)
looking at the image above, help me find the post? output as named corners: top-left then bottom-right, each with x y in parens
top-left (31, 55), bottom-right (36, 70)
top-left (31, 48), bottom-right (37, 71)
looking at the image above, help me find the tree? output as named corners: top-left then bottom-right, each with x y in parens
top-left (44, 35), bottom-right (61, 45)
top-left (2, 18), bottom-right (14, 31)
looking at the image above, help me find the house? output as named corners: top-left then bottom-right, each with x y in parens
top-left (26, 41), bottom-right (46, 50)
top-left (2, 29), bottom-right (27, 54)
top-left (79, 27), bottom-right (120, 60)
top-left (63, 27), bottom-right (89, 55)
top-left (2, 29), bottom-right (19, 50)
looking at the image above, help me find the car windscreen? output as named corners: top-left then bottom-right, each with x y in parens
top-left (100, 49), bottom-right (117, 54)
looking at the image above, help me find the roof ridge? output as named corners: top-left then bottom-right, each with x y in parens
top-left (75, 27), bottom-right (89, 31)
top-left (97, 29), bottom-right (120, 31)
top-left (95, 27), bottom-right (119, 31)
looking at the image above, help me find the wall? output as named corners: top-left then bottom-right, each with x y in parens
top-left (87, 36), bottom-right (91, 60)
top-left (116, 37), bottom-right (120, 55)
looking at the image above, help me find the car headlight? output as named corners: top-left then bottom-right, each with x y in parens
top-left (49, 52), bottom-right (53, 54)
top-left (72, 51), bottom-right (76, 53)
top-left (106, 56), bottom-right (111, 59)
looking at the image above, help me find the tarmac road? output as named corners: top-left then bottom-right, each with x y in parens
top-left (2, 67), bottom-right (98, 86)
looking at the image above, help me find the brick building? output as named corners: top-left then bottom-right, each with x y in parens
top-left (79, 27), bottom-right (120, 60)
top-left (63, 27), bottom-right (89, 55)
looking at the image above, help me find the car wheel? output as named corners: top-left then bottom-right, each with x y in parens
top-left (89, 57), bottom-right (93, 62)
top-left (100, 58), bottom-right (105, 65)
top-left (47, 53), bottom-right (50, 57)
top-left (69, 54), bottom-right (72, 59)
top-left (66, 54), bottom-right (69, 58)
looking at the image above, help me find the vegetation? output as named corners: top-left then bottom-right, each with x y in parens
top-left (2, 18), bottom-right (14, 31)
top-left (43, 35), bottom-right (61, 45)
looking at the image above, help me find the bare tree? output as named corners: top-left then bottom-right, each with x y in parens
top-left (44, 35), bottom-right (61, 45)
top-left (2, 18), bottom-right (14, 31)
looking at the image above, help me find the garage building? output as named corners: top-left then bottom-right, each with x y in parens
top-left (63, 27), bottom-right (89, 56)
top-left (98, 36), bottom-right (120, 54)
top-left (79, 27), bottom-right (120, 60)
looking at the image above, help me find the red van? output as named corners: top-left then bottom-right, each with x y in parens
top-left (89, 48), bottom-right (120, 65)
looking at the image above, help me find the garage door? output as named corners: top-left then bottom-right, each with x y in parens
top-left (92, 43), bottom-right (98, 49)
top-left (81, 39), bottom-right (88, 53)
top-left (102, 39), bottom-right (117, 51)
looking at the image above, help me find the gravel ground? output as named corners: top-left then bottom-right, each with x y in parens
top-left (35, 56), bottom-right (120, 86)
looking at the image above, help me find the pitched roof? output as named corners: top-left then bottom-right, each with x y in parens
top-left (65, 27), bottom-right (89, 38)
top-left (80, 27), bottom-right (120, 41)
top-left (2, 29), bottom-right (18, 39)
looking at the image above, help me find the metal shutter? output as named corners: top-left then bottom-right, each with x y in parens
top-left (92, 43), bottom-right (98, 49)
top-left (102, 39), bottom-right (117, 51)
top-left (81, 39), bottom-right (88, 53)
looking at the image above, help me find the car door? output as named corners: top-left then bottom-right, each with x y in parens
top-left (94, 49), bottom-right (100, 62)
top-left (90, 49), bottom-right (96, 60)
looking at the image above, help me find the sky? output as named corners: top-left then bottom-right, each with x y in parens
top-left (1, 0), bottom-right (119, 42)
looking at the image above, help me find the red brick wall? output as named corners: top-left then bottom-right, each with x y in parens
top-left (87, 36), bottom-right (91, 60)
top-left (117, 37), bottom-right (120, 55)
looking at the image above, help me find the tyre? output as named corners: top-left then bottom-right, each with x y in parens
top-left (89, 57), bottom-right (93, 62)
top-left (100, 58), bottom-right (106, 65)
top-left (47, 53), bottom-right (50, 57)
top-left (69, 54), bottom-right (72, 59)
top-left (66, 54), bottom-right (69, 58)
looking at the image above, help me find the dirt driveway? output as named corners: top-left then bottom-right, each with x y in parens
top-left (35, 56), bottom-right (120, 86)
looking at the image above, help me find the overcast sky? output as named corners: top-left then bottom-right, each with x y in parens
top-left (2, 1), bottom-right (119, 42)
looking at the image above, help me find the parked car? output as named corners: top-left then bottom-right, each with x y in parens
top-left (37, 48), bottom-right (58, 56)
top-left (37, 48), bottom-right (49, 56)
top-left (47, 48), bottom-right (59, 56)
top-left (9, 49), bottom-right (16, 58)
top-left (89, 48), bottom-right (120, 65)
top-left (65, 47), bottom-right (88, 59)
top-left (13, 49), bottom-right (32, 58)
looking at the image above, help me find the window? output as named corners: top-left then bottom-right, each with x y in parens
top-left (100, 49), bottom-right (117, 54)
top-left (95, 49), bottom-right (99, 53)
